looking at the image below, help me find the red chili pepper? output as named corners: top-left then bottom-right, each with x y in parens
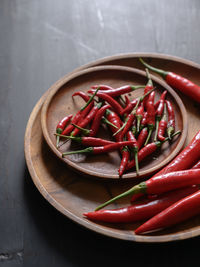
top-left (71, 102), bottom-right (102, 136)
top-left (72, 91), bottom-right (90, 102)
top-left (56, 135), bottom-right (114, 146)
top-left (144, 91), bottom-right (156, 146)
top-left (154, 90), bottom-right (167, 141)
top-left (62, 141), bottom-right (137, 157)
top-left (120, 113), bottom-right (135, 140)
top-left (56, 114), bottom-right (73, 147)
top-left (154, 100), bottom-right (160, 110)
top-left (140, 58), bottom-right (200, 103)
top-left (105, 109), bottom-right (122, 140)
top-left (157, 103), bottom-right (167, 141)
top-left (95, 167), bottom-right (200, 211)
top-left (127, 131), bottom-right (139, 175)
top-left (143, 68), bottom-right (153, 110)
top-left (135, 190), bottom-right (200, 234)
top-left (137, 127), bottom-right (148, 150)
top-left (94, 92), bottom-right (124, 115)
top-left (91, 84), bottom-right (113, 90)
top-left (88, 85), bottom-right (144, 98)
top-left (136, 103), bottom-right (144, 133)
top-left (84, 186), bottom-right (198, 223)
top-left (140, 112), bottom-right (147, 130)
top-left (89, 104), bottom-right (111, 137)
top-left (118, 147), bottom-right (130, 177)
top-left (165, 100), bottom-right (175, 139)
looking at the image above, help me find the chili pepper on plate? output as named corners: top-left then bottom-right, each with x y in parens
top-left (135, 190), bottom-right (200, 234)
top-left (154, 90), bottom-right (167, 141)
top-left (137, 127), bottom-right (148, 150)
top-left (157, 103), bottom-right (167, 141)
top-left (95, 167), bottom-right (200, 211)
top-left (84, 186), bottom-right (199, 223)
top-left (136, 103), bottom-right (144, 133)
top-left (56, 114), bottom-right (73, 147)
top-left (140, 58), bottom-right (200, 103)
top-left (62, 141), bottom-right (137, 157)
top-left (127, 130), bottom-right (139, 175)
top-left (118, 147), bottom-right (130, 177)
top-left (143, 68), bottom-right (153, 109)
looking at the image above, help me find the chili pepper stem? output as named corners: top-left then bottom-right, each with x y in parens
top-left (71, 123), bottom-right (90, 135)
top-left (140, 58), bottom-right (168, 79)
top-left (154, 119), bottom-right (160, 142)
top-left (95, 182), bottom-right (147, 211)
top-left (144, 128), bottom-right (153, 146)
top-left (135, 149), bottom-right (139, 176)
top-left (62, 147), bottom-right (93, 157)
top-left (101, 117), bottom-right (118, 129)
top-left (81, 87), bottom-right (99, 111)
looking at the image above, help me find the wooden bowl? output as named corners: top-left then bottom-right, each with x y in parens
top-left (41, 65), bottom-right (187, 179)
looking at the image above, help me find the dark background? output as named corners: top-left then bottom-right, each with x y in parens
top-left (0, 0), bottom-right (200, 266)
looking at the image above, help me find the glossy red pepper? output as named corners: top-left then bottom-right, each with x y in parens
top-left (105, 109), bottom-right (122, 141)
top-left (62, 141), bottom-right (137, 157)
top-left (120, 99), bottom-right (137, 115)
top-left (56, 135), bottom-right (114, 146)
top-left (154, 90), bottom-right (167, 141)
top-left (140, 58), bottom-right (200, 103)
top-left (137, 127), bottom-right (148, 150)
top-left (89, 104), bottom-right (111, 137)
top-left (95, 167), bottom-right (200, 211)
top-left (143, 68), bottom-right (154, 110)
top-left (144, 91), bottom-right (156, 145)
top-left (72, 91), bottom-right (90, 102)
top-left (135, 190), bottom-right (200, 234)
top-left (88, 85), bottom-right (144, 98)
top-left (165, 100), bottom-right (175, 139)
top-left (140, 112), bottom-right (147, 130)
top-left (157, 103), bottom-right (167, 141)
top-left (136, 103), bottom-right (144, 133)
top-left (127, 131), bottom-right (139, 175)
top-left (84, 186), bottom-right (198, 223)
top-left (118, 147), bottom-right (130, 177)
top-left (56, 114), bottom-right (73, 147)
top-left (91, 84), bottom-right (113, 90)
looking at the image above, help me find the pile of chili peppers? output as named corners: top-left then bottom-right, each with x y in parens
top-left (55, 69), bottom-right (179, 177)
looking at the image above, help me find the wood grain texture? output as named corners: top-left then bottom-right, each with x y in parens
top-left (25, 54), bottom-right (200, 243)
top-left (1, 0), bottom-right (200, 266)
top-left (40, 65), bottom-right (187, 179)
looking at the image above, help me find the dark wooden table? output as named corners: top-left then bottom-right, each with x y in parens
top-left (1, 0), bottom-right (200, 266)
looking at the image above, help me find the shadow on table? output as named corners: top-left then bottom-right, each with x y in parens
top-left (23, 164), bottom-right (199, 267)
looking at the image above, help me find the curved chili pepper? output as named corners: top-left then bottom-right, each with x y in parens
top-left (56, 135), bottom-right (114, 146)
top-left (89, 104), bottom-right (111, 137)
top-left (143, 68), bottom-right (153, 110)
top-left (165, 100), bottom-right (175, 139)
top-left (127, 131), bottom-right (139, 175)
top-left (72, 91), bottom-right (90, 102)
top-left (157, 103), bottom-right (167, 141)
top-left (137, 127), bottom-right (148, 150)
top-left (154, 90), bottom-right (167, 141)
top-left (140, 112), bottom-right (147, 130)
top-left (56, 114), bottom-right (73, 147)
top-left (136, 103), bottom-right (144, 133)
top-left (95, 164), bottom-right (199, 211)
top-left (91, 84), bottom-right (113, 90)
top-left (62, 141), bottom-right (137, 157)
top-left (84, 186), bottom-right (198, 223)
top-left (71, 102), bottom-right (102, 136)
top-left (120, 99), bottom-right (137, 115)
top-left (144, 91), bottom-right (156, 146)
top-left (120, 114), bottom-right (135, 140)
top-left (88, 85), bottom-right (144, 98)
top-left (140, 58), bottom-right (200, 103)
top-left (94, 92), bottom-right (124, 115)
top-left (135, 190), bottom-right (200, 234)
top-left (105, 109), bottom-right (122, 140)
top-left (118, 147), bottom-right (130, 177)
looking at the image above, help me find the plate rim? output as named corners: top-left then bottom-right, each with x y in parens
top-left (24, 53), bottom-right (200, 242)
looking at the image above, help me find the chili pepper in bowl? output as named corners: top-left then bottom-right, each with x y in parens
top-left (137, 127), bottom-right (148, 149)
top-left (165, 100), bottom-right (175, 139)
top-left (84, 186), bottom-right (199, 223)
top-left (157, 103), bottom-right (167, 141)
top-left (143, 68), bottom-right (153, 109)
top-left (127, 131), bottom-right (139, 175)
top-left (154, 90), bottom-right (167, 141)
top-left (136, 103), bottom-right (144, 133)
top-left (118, 147), bottom-right (130, 177)
top-left (62, 140), bottom-right (137, 157)
top-left (56, 114), bottom-right (73, 147)
top-left (95, 166), bottom-right (200, 211)
top-left (139, 58), bottom-right (200, 103)
top-left (135, 190), bottom-right (200, 234)
top-left (144, 91), bottom-right (156, 146)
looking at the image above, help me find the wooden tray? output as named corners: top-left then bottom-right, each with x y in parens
top-left (24, 53), bottom-right (200, 242)
top-left (41, 65), bottom-right (187, 179)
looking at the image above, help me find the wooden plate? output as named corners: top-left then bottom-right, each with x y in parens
top-left (24, 53), bottom-right (200, 242)
top-left (41, 65), bottom-right (187, 179)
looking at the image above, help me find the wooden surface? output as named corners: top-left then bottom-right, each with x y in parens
top-left (40, 64), bottom-right (187, 179)
top-left (1, 0), bottom-right (200, 266)
top-left (25, 54), bottom-right (198, 243)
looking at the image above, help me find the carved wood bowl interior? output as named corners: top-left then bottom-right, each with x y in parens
top-left (41, 65), bottom-right (187, 179)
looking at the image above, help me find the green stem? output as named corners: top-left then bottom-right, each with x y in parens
top-left (71, 123), bottom-right (90, 135)
top-left (136, 115), bottom-right (142, 133)
top-left (144, 127), bottom-right (153, 146)
top-left (101, 116), bottom-right (118, 129)
top-left (95, 182), bottom-right (147, 211)
top-left (62, 147), bottom-right (93, 157)
top-left (131, 85), bottom-right (146, 91)
top-left (81, 87), bottom-right (100, 111)
top-left (139, 58), bottom-right (168, 79)
top-left (153, 118), bottom-right (160, 142)
top-left (134, 148), bottom-right (139, 176)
